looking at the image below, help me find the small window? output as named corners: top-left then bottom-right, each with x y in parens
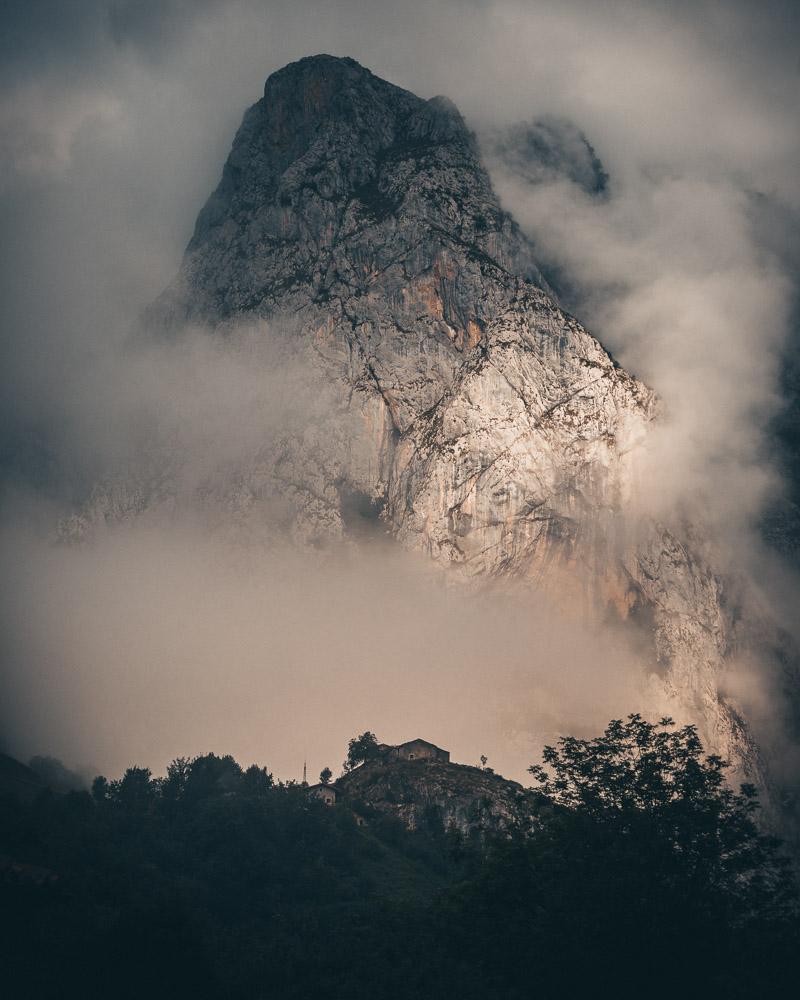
top-left (408, 753), bottom-right (415, 759)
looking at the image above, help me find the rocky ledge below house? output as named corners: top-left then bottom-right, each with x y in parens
top-left (335, 756), bottom-right (541, 836)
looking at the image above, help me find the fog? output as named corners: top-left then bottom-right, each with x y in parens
top-left (2, 514), bottom-right (663, 783)
top-left (488, 165), bottom-right (792, 533)
top-left (0, 315), bottom-right (668, 783)
top-left (1, 0), bottom-right (798, 781)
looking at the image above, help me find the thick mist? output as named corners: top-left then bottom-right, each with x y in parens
top-left (1, 513), bottom-right (663, 784)
top-left (486, 165), bottom-right (791, 533)
top-left (1, 0), bottom-right (798, 781)
top-left (0, 319), bottom-right (668, 783)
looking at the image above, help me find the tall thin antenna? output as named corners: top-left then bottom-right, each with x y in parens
top-left (302, 757), bottom-right (307, 786)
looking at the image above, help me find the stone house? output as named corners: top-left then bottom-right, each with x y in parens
top-left (308, 782), bottom-right (337, 806)
top-left (387, 739), bottom-right (450, 763)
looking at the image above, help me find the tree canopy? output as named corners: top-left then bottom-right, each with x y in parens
top-left (526, 713), bottom-right (791, 921)
top-left (343, 730), bottom-right (380, 771)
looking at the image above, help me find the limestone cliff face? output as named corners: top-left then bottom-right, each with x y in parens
top-left (72, 55), bottom-right (789, 778)
top-left (146, 54), bottom-right (657, 596)
top-left (337, 757), bottom-right (540, 836)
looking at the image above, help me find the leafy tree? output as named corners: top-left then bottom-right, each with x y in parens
top-left (114, 766), bottom-right (154, 812)
top-left (343, 731), bottom-right (380, 772)
top-left (91, 774), bottom-right (109, 803)
top-left (527, 713), bottom-right (791, 917)
top-left (243, 763), bottom-right (273, 795)
top-left (161, 756), bottom-right (192, 803)
top-left (319, 767), bottom-right (333, 785)
top-left (430, 716), bottom-right (797, 997)
top-left (183, 753), bottom-right (242, 801)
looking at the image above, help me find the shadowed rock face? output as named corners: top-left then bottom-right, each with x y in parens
top-left (81, 55), bottom-right (797, 784)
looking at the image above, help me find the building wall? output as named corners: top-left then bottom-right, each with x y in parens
top-left (309, 787), bottom-right (336, 805)
top-left (393, 742), bottom-right (450, 763)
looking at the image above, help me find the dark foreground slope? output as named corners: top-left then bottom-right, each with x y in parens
top-left (0, 753), bottom-right (45, 804)
top-left (1, 724), bottom-right (797, 1000)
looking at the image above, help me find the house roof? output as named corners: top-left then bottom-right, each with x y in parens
top-left (308, 782), bottom-right (337, 792)
top-left (398, 738), bottom-right (447, 752)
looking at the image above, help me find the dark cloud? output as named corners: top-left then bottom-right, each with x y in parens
top-left (107, 0), bottom-right (223, 61)
top-left (0, 1), bottom-right (108, 80)
top-left (481, 117), bottom-right (608, 196)
top-left (0, 0), bottom-right (222, 81)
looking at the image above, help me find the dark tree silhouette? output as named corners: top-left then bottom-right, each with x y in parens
top-left (114, 766), bottom-right (154, 812)
top-left (343, 731), bottom-right (380, 771)
top-left (243, 763), bottom-right (274, 795)
top-left (527, 713), bottom-right (792, 919)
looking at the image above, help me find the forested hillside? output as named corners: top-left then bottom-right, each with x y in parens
top-left (1, 718), bottom-right (797, 999)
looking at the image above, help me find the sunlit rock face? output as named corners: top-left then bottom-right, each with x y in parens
top-left (149, 55), bottom-right (656, 580)
top-left (88, 54), bottom-right (791, 777)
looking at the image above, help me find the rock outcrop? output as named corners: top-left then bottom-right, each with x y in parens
top-left (337, 756), bottom-right (540, 836)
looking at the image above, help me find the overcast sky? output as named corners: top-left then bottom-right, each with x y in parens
top-left (1, 0), bottom-right (799, 780)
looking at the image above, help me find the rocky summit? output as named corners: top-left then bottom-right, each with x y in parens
top-left (75, 55), bottom-right (796, 786)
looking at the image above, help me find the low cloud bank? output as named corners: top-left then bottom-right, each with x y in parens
top-left (1, 502), bottom-right (663, 783)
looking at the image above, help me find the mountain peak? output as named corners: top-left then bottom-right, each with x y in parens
top-left (132, 58), bottom-right (766, 789)
top-left (262, 53), bottom-right (383, 103)
top-left (256, 54), bottom-right (471, 161)
top-left (267, 51), bottom-right (363, 75)
top-left (259, 52), bottom-right (418, 137)
top-left (157, 56), bottom-right (544, 333)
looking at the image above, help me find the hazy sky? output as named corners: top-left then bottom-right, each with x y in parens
top-left (1, 0), bottom-right (799, 781)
